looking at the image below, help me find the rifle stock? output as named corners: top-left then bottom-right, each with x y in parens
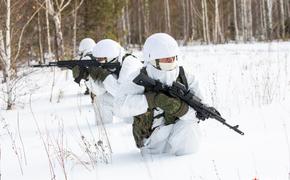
top-left (133, 72), bottom-right (244, 135)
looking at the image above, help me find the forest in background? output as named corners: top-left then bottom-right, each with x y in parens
top-left (1, 0), bottom-right (290, 65)
top-left (0, 0), bottom-right (290, 109)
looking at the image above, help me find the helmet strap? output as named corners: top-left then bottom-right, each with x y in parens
top-left (108, 57), bottom-right (118, 63)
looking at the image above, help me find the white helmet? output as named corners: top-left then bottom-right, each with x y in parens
top-left (78, 38), bottom-right (95, 56)
top-left (143, 33), bottom-right (179, 64)
top-left (143, 33), bottom-right (179, 71)
top-left (92, 39), bottom-right (124, 63)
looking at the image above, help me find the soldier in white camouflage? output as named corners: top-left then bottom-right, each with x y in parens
top-left (72, 38), bottom-right (95, 96)
top-left (74, 39), bottom-right (143, 124)
top-left (114, 33), bottom-right (204, 156)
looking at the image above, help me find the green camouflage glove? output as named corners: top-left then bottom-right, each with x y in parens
top-left (132, 111), bottom-right (154, 148)
top-left (88, 67), bottom-right (110, 81)
top-left (72, 65), bottom-right (80, 79)
top-left (145, 92), bottom-right (189, 118)
top-left (72, 65), bottom-right (89, 83)
top-left (163, 112), bottom-right (178, 125)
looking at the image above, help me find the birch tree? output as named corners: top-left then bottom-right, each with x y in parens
top-left (125, 0), bottom-right (131, 45)
top-left (137, 0), bottom-right (143, 46)
top-left (261, 0), bottom-right (268, 39)
top-left (0, 0), bottom-right (41, 109)
top-left (164, 0), bottom-right (171, 34)
top-left (39, 0), bottom-right (73, 60)
top-left (72, 0), bottom-right (85, 58)
top-left (213, 0), bottom-right (224, 43)
top-left (279, 0), bottom-right (285, 38)
top-left (143, 0), bottom-right (150, 38)
top-left (265, 0), bottom-right (273, 40)
top-left (121, 5), bottom-right (127, 45)
top-left (0, 0), bottom-right (13, 109)
top-left (241, 0), bottom-right (247, 41)
top-left (45, 0), bottom-right (53, 62)
top-left (182, 0), bottom-right (190, 44)
top-left (202, 0), bottom-right (210, 43)
top-left (189, 0), bottom-right (198, 40)
top-left (247, 0), bottom-right (253, 40)
top-left (37, 8), bottom-right (44, 64)
top-left (233, 0), bottom-right (239, 41)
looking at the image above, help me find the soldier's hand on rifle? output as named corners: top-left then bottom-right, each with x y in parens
top-left (195, 106), bottom-right (221, 121)
top-left (72, 65), bottom-right (89, 83)
top-left (153, 81), bottom-right (164, 92)
top-left (88, 67), bottom-right (110, 81)
top-left (72, 65), bottom-right (80, 79)
top-left (145, 92), bottom-right (188, 118)
top-left (195, 111), bottom-right (210, 120)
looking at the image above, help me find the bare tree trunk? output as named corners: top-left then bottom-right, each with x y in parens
top-left (241, 0), bottom-right (247, 41)
top-left (0, 0), bottom-right (13, 109)
top-left (0, 31), bottom-right (7, 82)
top-left (241, 0), bottom-right (244, 40)
top-left (72, 1), bottom-right (78, 58)
top-left (121, 6), bottom-right (127, 45)
top-left (143, 0), bottom-right (150, 37)
top-left (265, 0), bottom-right (273, 40)
top-left (285, 0), bottom-right (290, 18)
top-left (214, 0), bottom-right (224, 43)
top-left (202, 0), bottom-right (210, 43)
top-left (185, 0), bottom-right (190, 43)
top-left (5, 0), bottom-right (12, 110)
top-left (279, 0), bottom-right (285, 38)
top-left (182, 0), bottom-right (188, 44)
top-left (125, 0), bottom-right (131, 45)
top-left (273, 0), bottom-right (280, 38)
top-left (213, 0), bottom-right (218, 43)
top-left (259, 0), bottom-right (264, 39)
top-left (72, 0), bottom-right (84, 58)
top-left (233, 0), bottom-right (239, 41)
top-left (262, 0), bottom-right (268, 39)
top-left (164, 0), bottom-right (171, 33)
top-left (205, 0), bottom-right (210, 43)
top-left (37, 10), bottom-right (44, 64)
top-left (202, 0), bottom-right (207, 43)
top-left (247, 0), bottom-right (253, 40)
top-left (137, 0), bottom-right (142, 47)
top-left (189, 0), bottom-right (195, 40)
top-left (45, 0), bottom-right (52, 61)
top-left (53, 13), bottom-right (65, 60)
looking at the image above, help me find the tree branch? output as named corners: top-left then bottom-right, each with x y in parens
top-left (14, 2), bottom-right (44, 63)
top-left (67, 0), bottom-right (84, 16)
top-left (60, 0), bottom-right (72, 12)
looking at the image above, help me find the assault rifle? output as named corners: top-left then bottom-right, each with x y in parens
top-left (30, 60), bottom-right (121, 70)
top-left (133, 72), bottom-right (244, 135)
top-left (31, 60), bottom-right (121, 83)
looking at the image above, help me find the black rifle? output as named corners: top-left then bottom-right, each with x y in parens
top-left (133, 72), bottom-right (244, 135)
top-left (31, 60), bottom-right (121, 83)
top-left (30, 60), bottom-right (120, 70)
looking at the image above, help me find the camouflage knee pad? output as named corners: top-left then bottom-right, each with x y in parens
top-left (132, 111), bottom-right (154, 148)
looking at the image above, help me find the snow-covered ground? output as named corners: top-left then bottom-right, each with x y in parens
top-left (1, 42), bottom-right (290, 180)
